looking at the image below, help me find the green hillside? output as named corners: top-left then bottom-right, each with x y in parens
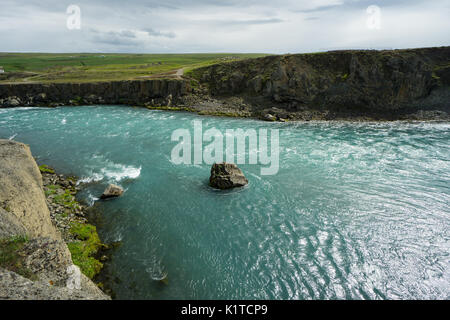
top-left (0, 53), bottom-right (270, 83)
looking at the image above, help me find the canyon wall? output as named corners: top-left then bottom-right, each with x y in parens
top-left (0, 47), bottom-right (449, 120)
top-left (190, 46), bottom-right (450, 120)
top-left (0, 79), bottom-right (188, 107)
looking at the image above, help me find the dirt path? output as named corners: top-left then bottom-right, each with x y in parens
top-left (175, 68), bottom-right (184, 79)
top-left (136, 68), bottom-right (184, 80)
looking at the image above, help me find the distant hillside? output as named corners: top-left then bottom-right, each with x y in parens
top-left (0, 53), bottom-right (269, 83)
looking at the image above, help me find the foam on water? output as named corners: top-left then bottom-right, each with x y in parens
top-left (77, 172), bottom-right (104, 185)
top-left (8, 133), bottom-right (17, 140)
top-left (101, 164), bottom-right (141, 181)
top-left (78, 154), bottom-right (141, 185)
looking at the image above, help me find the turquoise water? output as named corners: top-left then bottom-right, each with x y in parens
top-left (1, 105), bottom-right (449, 300)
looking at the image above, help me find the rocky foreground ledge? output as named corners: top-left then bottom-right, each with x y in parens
top-left (0, 139), bottom-right (109, 300)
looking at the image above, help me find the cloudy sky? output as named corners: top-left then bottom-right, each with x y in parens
top-left (0, 0), bottom-right (449, 53)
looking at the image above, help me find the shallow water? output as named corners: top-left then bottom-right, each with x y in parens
top-left (1, 105), bottom-right (449, 299)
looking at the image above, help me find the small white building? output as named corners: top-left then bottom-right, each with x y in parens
top-left (0, 66), bottom-right (4, 73)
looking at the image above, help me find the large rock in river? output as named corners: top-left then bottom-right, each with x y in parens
top-left (209, 163), bottom-right (248, 190)
top-left (100, 184), bottom-right (124, 199)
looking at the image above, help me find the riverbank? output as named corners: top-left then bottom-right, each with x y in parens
top-left (40, 165), bottom-right (119, 297)
top-left (0, 139), bottom-right (110, 299)
top-left (40, 166), bottom-right (103, 276)
top-left (0, 47), bottom-right (448, 121)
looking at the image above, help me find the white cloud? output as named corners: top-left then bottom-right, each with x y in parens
top-left (0, 0), bottom-right (448, 53)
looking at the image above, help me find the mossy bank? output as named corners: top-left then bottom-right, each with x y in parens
top-left (39, 165), bottom-right (107, 281)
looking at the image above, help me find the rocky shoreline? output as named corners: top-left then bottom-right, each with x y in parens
top-left (40, 165), bottom-right (119, 295)
top-left (0, 140), bottom-right (110, 299)
top-left (41, 167), bottom-right (87, 240)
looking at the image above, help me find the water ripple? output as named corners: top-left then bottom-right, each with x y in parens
top-left (1, 106), bottom-right (449, 299)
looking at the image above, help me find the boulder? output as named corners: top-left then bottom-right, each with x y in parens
top-left (34, 93), bottom-right (47, 103)
top-left (86, 94), bottom-right (101, 104)
top-left (100, 184), bottom-right (124, 199)
top-left (166, 94), bottom-right (173, 107)
top-left (0, 267), bottom-right (110, 300)
top-left (4, 96), bottom-right (21, 107)
top-left (264, 113), bottom-right (277, 122)
top-left (209, 163), bottom-right (248, 190)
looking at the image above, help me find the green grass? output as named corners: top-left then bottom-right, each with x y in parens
top-left (67, 222), bottom-right (103, 279)
top-left (41, 179), bottom-right (104, 279)
top-left (38, 164), bottom-right (55, 174)
top-left (53, 189), bottom-right (78, 209)
top-left (0, 53), bottom-right (270, 83)
top-left (44, 184), bottom-right (59, 197)
top-left (0, 235), bottom-right (37, 281)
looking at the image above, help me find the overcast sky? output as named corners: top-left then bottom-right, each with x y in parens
top-left (0, 0), bottom-right (449, 53)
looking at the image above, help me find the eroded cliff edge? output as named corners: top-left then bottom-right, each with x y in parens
top-left (188, 46), bottom-right (450, 120)
top-left (0, 47), bottom-right (449, 120)
top-left (0, 140), bottom-right (109, 300)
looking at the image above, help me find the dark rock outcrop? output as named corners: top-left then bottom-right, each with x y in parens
top-left (0, 79), bottom-right (189, 108)
top-left (0, 47), bottom-right (448, 121)
top-left (100, 184), bottom-right (124, 199)
top-left (190, 46), bottom-right (450, 120)
top-left (209, 163), bottom-right (248, 190)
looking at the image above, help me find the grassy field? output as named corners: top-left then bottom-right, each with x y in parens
top-left (0, 53), bottom-right (270, 83)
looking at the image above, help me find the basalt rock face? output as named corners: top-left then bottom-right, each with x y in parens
top-left (0, 140), bottom-right (109, 300)
top-left (0, 79), bottom-right (189, 107)
top-left (191, 47), bottom-right (450, 120)
top-left (1, 47), bottom-right (448, 121)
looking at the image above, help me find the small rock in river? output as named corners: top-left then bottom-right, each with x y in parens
top-left (100, 184), bottom-right (124, 199)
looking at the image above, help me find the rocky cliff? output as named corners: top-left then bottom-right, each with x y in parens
top-left (189, 46), bottom-right (450, 120)
top-left (0, 79), bottom-right (188, 107)
top-left (0, 140), bottom-right (109, 300)
top-left (0, 47), bottom-right (448, 120)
